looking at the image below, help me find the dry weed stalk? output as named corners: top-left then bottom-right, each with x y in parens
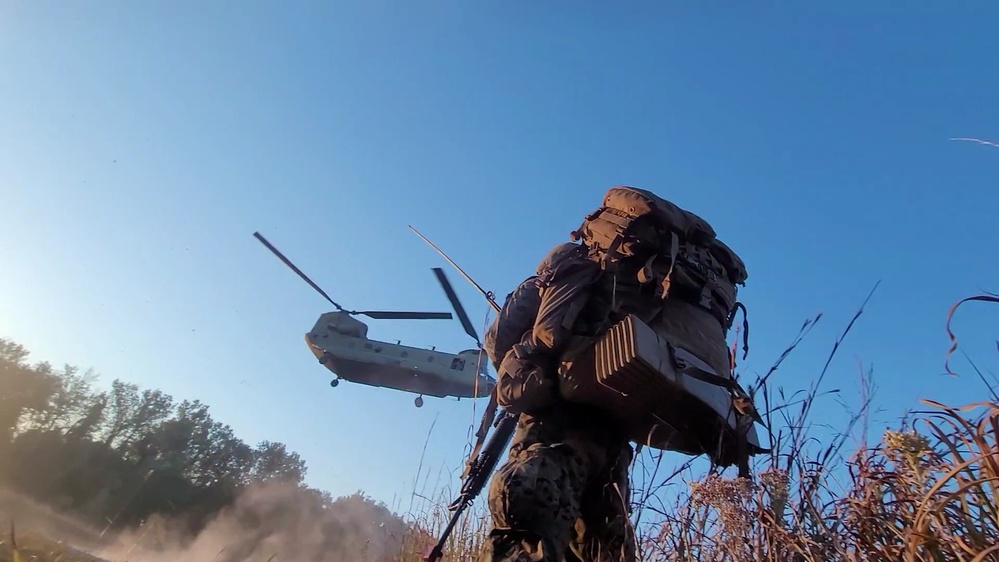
top-left (397, 288), bottom-right (997, 562)
top-left (633, 398), bottom-right (999, 562)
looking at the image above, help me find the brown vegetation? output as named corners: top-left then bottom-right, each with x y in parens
top-left (1, 290), bottom-right (996, 561)
top-left (399, 291), bottom-right (999, 562)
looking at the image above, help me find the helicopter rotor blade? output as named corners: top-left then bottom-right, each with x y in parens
top-left (358, 310), bottom-right (453, 320)
top-left (253, 231), bottom-right (343, 311)
top-left (433, 267), bottom-right (480, 344)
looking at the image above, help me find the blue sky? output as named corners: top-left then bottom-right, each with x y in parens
top-left (2, 3), bottom-right (997, 510)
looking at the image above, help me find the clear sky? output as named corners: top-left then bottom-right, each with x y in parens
top-left (2, 3), bottom-right (997, 510)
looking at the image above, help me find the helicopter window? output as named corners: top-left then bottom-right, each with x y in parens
top-left (450, 358), bottom-right (465, 370)
top-left (374, 347), bottom-right (382, 353)
top-left (401, 351), bottom-right (408, 357)
top-left (427, 356), bottom-right (434, 362)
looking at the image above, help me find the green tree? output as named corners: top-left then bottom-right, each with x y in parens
top-left (0, 339), bottom-right (60, 447)
top-left (0, 337), bottom-right (337, 540)
top-left (27, 364), bottom-right (102, 431)
top-left (251, 440), bottom-right (308, 485)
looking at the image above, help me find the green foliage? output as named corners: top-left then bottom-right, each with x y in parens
top-left (0, 340), bottom-right (60, 453)
top-left (2, 288), bottom-right (994, 561)
top-left (0, 337), bottom-right (315, 534)
top-left (0, 336), bottom-right (422, 561)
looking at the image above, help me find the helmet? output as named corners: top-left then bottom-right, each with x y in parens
top-left (535, 242), bottom-right (580, 275)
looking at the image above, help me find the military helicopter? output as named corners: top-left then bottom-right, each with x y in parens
top-left (253, 232), bottom-right (495, 408)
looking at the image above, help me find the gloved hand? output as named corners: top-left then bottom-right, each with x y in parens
top-left (495, 343), bottom-right (560, 415)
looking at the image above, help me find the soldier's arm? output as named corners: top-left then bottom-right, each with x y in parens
top-left (483, 277), bottom-right (542, 370)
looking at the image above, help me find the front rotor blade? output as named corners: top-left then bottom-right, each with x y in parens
top-left (253, 231), bottom-right (342, 310)
top-left (433, 267), bottom-right (479, 343)
top-left (359, 311), bottom-right (454, 320)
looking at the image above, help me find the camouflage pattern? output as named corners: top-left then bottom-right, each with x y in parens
top-left (480, 405), bottom-right (637, 562)
top-left (484, 276), bottom-right (543, 372)
top-left (477, 184), bottom-right (753, 561)
top-left (483, 242), bottom-right (583, 373)
top-left (483, 243), bottom-right (592, 416)
top-left (493, 333), bottom-right (561, 414)
top-left (480, 242), bottom-right (636, 562)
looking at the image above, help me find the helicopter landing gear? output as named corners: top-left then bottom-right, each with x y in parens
top-left (329, 378), bottom-right (340, 388)
top-left (414, 395), bottom-right (424, 408)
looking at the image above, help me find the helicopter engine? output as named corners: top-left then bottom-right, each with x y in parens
top-left (312, 311), bottom-right (369, 339)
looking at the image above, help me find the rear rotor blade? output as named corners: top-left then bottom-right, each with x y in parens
top-left (253, 231), bottom-right (343, 310)
top-left (433, 267), bottom-right (480, 343)
top-left (359, 311), bottom-right (453, 320)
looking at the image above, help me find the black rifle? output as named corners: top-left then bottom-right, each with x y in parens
top-left (407, 225), bottom-right (516, 562)
top-left (423, 411), bottom-right (517, 562)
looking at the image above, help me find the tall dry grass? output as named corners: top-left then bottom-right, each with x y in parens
top-left (398, 289), bottom-right (999, 562)
top-left (4, 291), bottom-right (992, 562)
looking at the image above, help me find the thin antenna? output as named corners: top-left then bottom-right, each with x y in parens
top-left (408, 225), bottom-right (500, 314)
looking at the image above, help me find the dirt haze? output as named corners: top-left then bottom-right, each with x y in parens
top-left (101, 481), bottom-right (409, 562)
top-left (0, 488), bottom-right (109, 561)
top-left (1, 481), bottom-right (413, 562)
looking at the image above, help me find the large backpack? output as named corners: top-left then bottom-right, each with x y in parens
top-left (465, 186), bottom-right (762, 480)
top-left (554, 186), bottom-right (762, 475)
top-left (569, 185), bottom-right (748, 333)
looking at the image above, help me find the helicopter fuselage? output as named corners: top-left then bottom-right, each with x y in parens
top-left (306, 311), bottom-right (495, 400)
top-left (253, 230), bottom-right (497, 408)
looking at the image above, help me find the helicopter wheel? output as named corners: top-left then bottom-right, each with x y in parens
top-left (330, 378), bottom-right (340, 388)
top-left (414, 396), bottom-right (424, 408)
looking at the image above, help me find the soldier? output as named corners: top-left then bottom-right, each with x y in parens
top-left (476, 185), bottom-right (754, 562)
top-left (479, 240), bottom-right (637, 562)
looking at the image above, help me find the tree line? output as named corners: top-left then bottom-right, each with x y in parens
top-left (0, 336), bottom-right (413, 558)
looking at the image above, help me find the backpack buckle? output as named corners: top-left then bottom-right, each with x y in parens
top-left (637, 254), bottom-right (657, 284)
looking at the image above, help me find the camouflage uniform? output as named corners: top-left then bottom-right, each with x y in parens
top-left (479, 242), bottom-right (638, 562)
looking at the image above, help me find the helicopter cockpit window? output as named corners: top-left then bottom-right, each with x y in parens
top-left (450, 358), bottom-right (465, 370)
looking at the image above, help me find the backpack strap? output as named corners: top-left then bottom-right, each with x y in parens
top-left (462, 246), bottom-right (594, 479)
top-left (670, 345), bottom-right (740, 391)
top-left (635, 231), bottom-right (680, 300)
top-left (727, 301), bottom-right (750, 363)
top-left (570, 207), bottom-right (636, 270)
top-left (673, 344), bottom-right (759, 479)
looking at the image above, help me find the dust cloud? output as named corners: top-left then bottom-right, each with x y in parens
top-left (0, 487), bottom-right (108, 555)
top-left (94, 480), bottom-right (415, 562)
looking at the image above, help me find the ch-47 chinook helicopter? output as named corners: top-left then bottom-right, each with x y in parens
top-left (253, 232), bottom-right (495, 408)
